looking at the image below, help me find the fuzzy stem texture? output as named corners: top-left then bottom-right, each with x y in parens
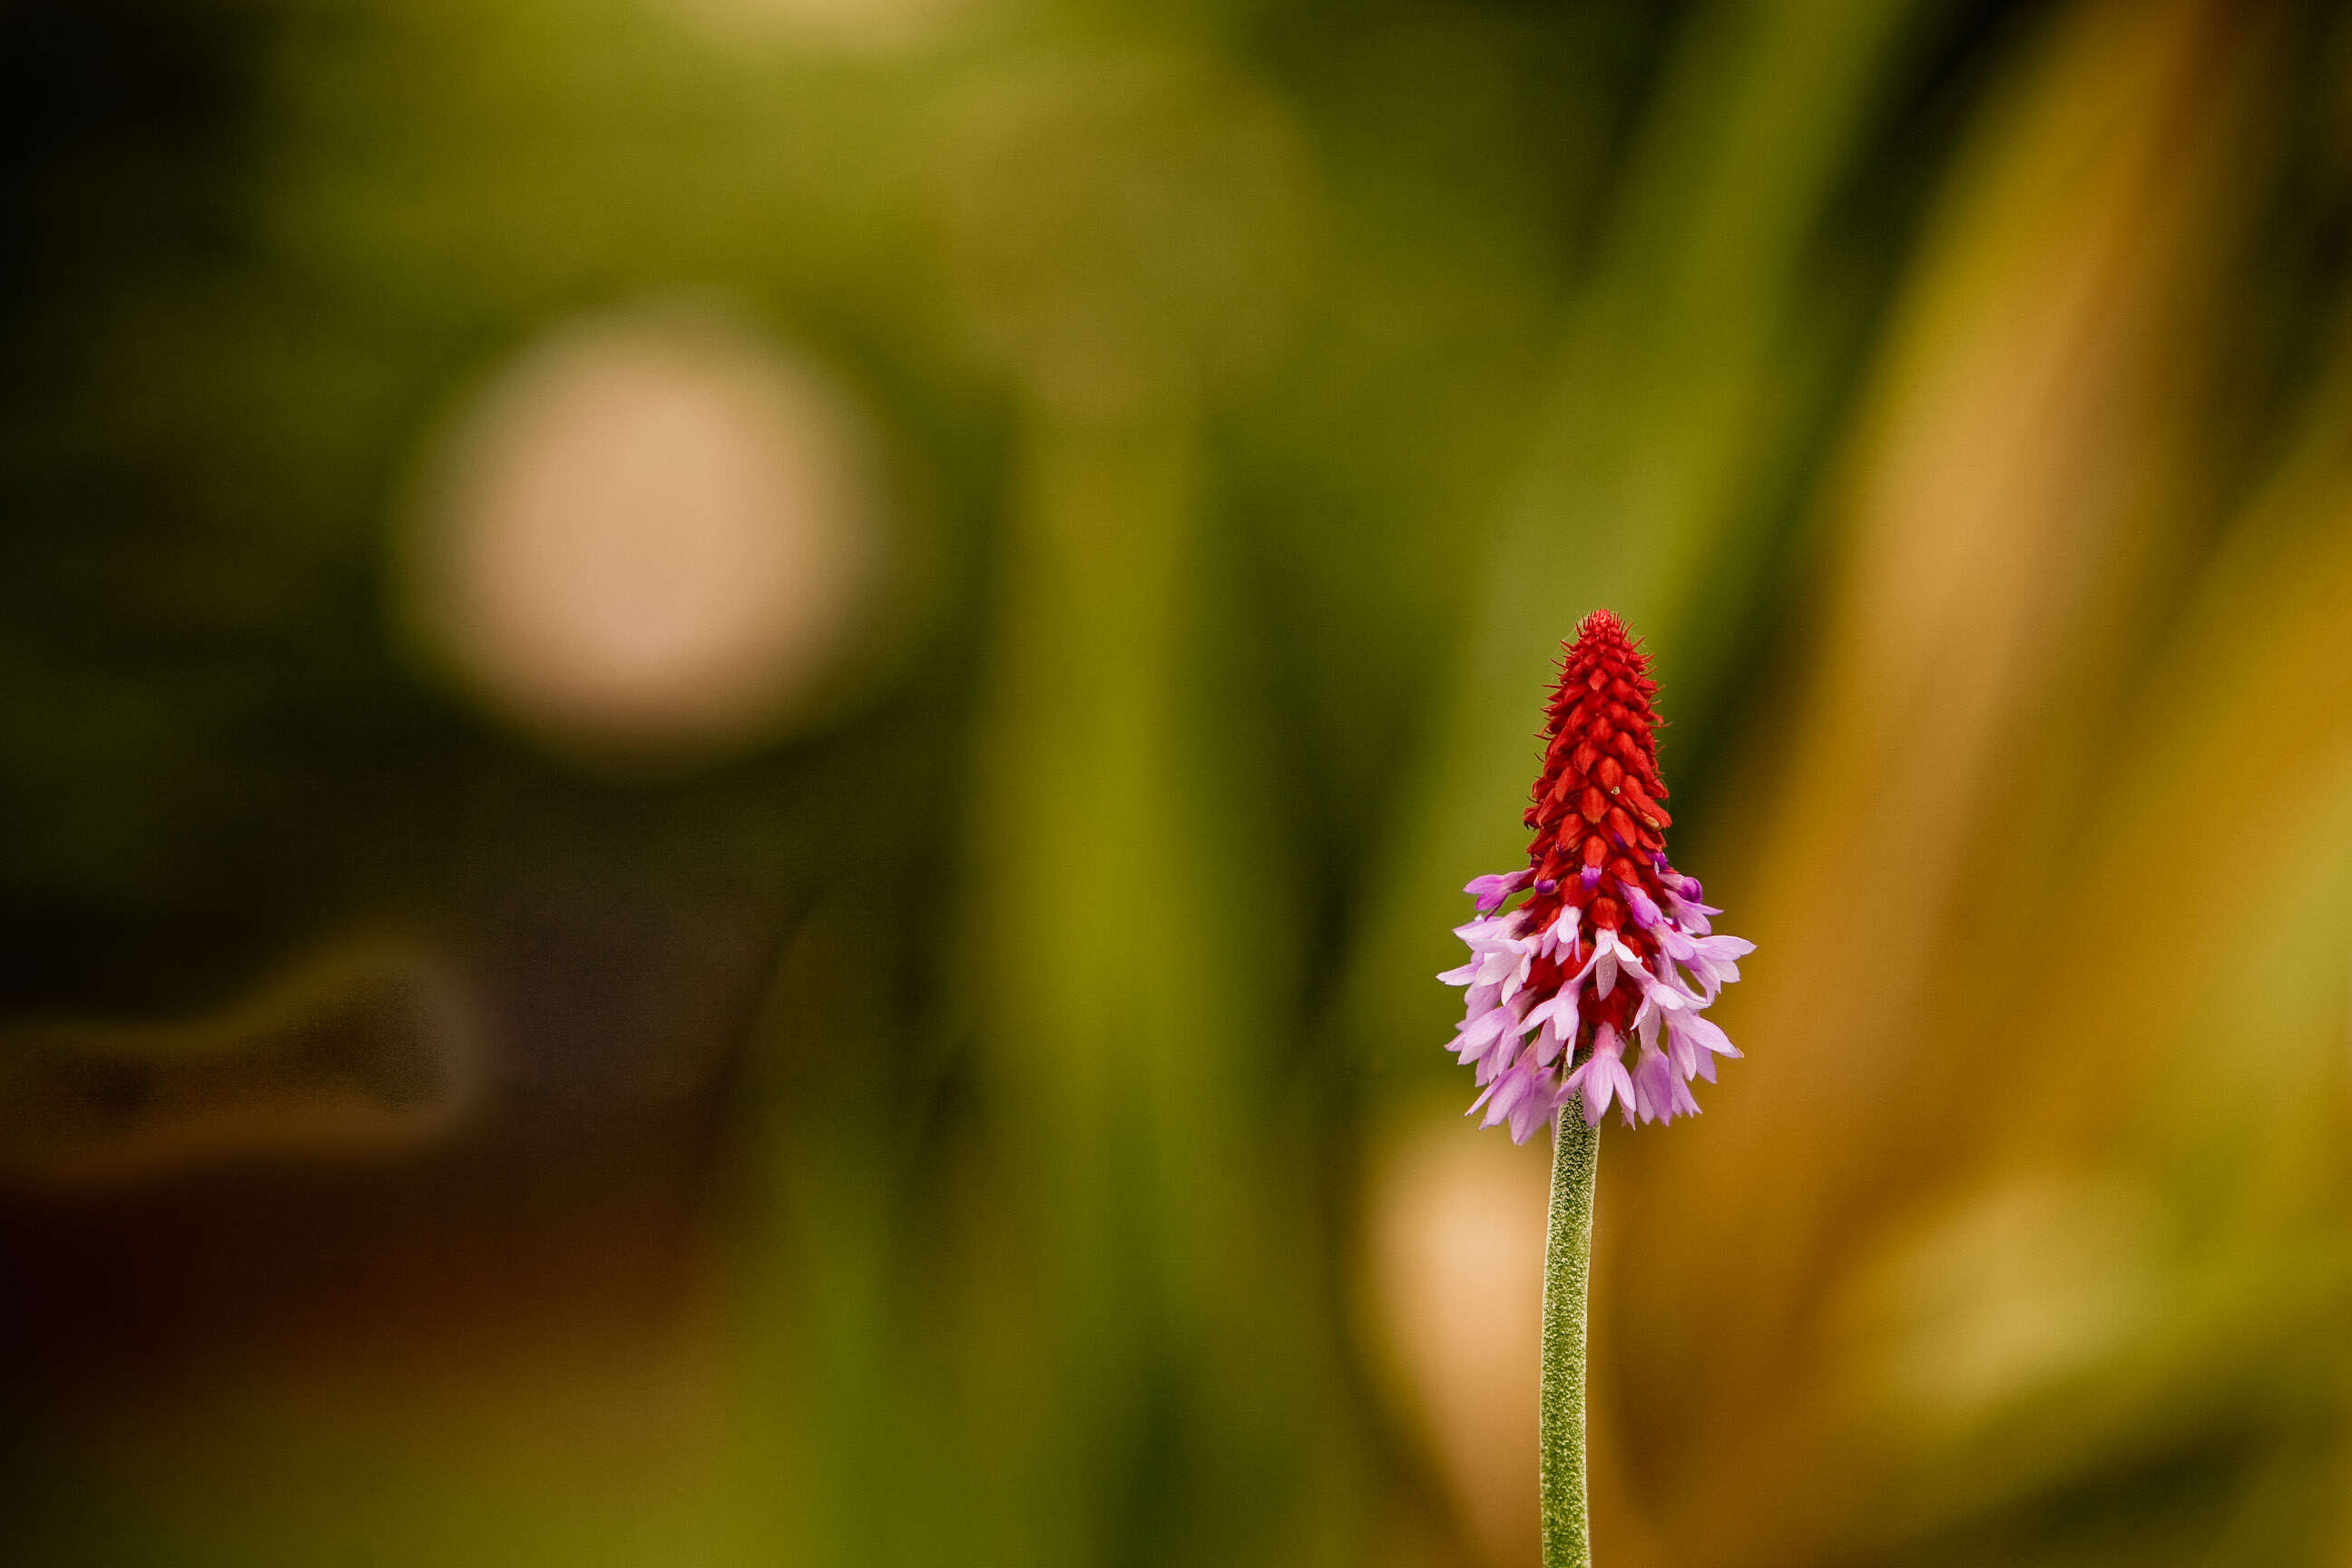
top-left (1540, 1108), bottom-right (1598, 1568)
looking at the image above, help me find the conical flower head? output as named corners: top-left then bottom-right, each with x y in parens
top-left (1439, 610), bottom-right (1751, 1141)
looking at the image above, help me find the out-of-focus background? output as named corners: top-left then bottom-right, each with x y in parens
top-left (5, 0), bottom-right (2352, 1563)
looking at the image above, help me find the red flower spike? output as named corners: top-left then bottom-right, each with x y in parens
top-left (1438, 611), bottom-right (1755, 1142)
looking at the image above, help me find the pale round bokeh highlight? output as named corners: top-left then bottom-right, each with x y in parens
top-left (401, 308), bottom-right (880, 764)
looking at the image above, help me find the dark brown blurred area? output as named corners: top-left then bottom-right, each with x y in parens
top-left (0, 880), bottom-right (783, 1490)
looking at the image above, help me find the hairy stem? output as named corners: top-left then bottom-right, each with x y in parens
top-left (1540, 1108), bottom-right (1599, 1568)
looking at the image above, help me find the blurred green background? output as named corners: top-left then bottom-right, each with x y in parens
top-left (6, 0), bottom-right (2352, 1563)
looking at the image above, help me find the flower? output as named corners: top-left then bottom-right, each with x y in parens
top-left (1438, 609), bottom-right (1752, 1140)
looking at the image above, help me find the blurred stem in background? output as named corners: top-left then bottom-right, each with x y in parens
top-left (971, 395), bottom-right (1211, 1563)
top-left (964, 386), bottom-right (1359, 1564)
top-left (941, 46), bottom-right (1364, 1567)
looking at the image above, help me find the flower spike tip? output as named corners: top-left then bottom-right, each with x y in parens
top-left (1440, 610), bottom-right (1751, 1141)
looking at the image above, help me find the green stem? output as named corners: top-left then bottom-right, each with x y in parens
top-left (1540, 1108), bottom-right (1600, 1568)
